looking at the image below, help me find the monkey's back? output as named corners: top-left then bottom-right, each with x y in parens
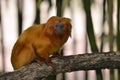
top-left (11, 24), bottom-right (46, 70)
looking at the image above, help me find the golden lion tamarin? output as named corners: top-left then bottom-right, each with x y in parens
top-left (11, 16), bottom-right (72, 70)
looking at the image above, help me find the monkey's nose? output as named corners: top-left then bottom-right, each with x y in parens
top-left (56, 23), bottom-right (64, 29)
top-left (55, 23), bottom-right (64, 35)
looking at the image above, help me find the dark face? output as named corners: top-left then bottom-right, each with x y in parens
top-left (55, 23), bottom-right (64, 35)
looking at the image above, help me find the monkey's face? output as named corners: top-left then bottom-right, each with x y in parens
top-left (55, 23), bottom-right (64, 35)
top-left (45, 16), bottom-right (72, 37)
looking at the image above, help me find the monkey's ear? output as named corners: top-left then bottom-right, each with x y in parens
top-left (47, 16), bottom-right (59, 23)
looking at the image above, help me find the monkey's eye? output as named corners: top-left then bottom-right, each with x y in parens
top-left (55, 23), bottom-right (64, 29)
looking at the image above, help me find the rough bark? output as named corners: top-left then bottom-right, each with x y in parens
top-left (0, 51), bottom-right (120, 80)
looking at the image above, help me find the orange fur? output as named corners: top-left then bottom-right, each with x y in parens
top-left (11, 16), bottom-right (72, 70)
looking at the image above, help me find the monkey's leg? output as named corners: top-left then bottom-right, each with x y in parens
top-left (11, 45), bottom-right (35, 70)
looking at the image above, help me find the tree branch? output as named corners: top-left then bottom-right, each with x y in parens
top-left (1, 51), bottom-right (120, 80)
